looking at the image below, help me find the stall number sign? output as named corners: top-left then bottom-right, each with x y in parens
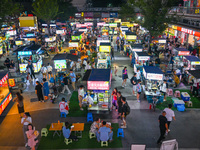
top-left (87, 81), bottom-right (109, 90)
top-left (99, 46), bottom-right (111, 52)
top-left (178, 51), bottom-right (190, 56)
top-left (0, 74), bottom-right (8, 85)
top-left (0, 93), bottom-right (12, 115)
top-left (191, 61), bottom-right (200, 65)
top-left (147, 73), bottom-right (163, 80)
top-left (69, 42), bottom-right (79, 47)
top-left (8, 79), bottom-right (15, 87)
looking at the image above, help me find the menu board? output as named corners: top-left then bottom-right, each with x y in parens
top-left (69, 42), bottom-right (79, 47)
top-left (126, 35), bottom-right (137, 40)
top-left (99, 46), bottom-right (111, 52)
top-left (54, 60), bottom-right (66, 69)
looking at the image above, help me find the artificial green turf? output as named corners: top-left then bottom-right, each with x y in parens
top-left (37, 123), bottom-right (123, 149)
top-left (156, 89), bottom-right (200, 110)
top-left (67, 91), bottom-right (88, 117)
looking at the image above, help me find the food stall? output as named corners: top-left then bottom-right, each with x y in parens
top-left (97, 43), bottom-right (111, 69)
top-left (45, 36), bottom-right (56, 50)
top-left (152, 38), bottom-right (166, 50)
top-left (134, 52), bottom-right (150, 65)
top-left (52, 53), bottom-right (67, 71)
top-left (78, 27), bottom-right (87, 33)
top-left (183, 56), bottom-right (200, 83)
top-left (15, 39), bottom-right (25, 46)
top-left (14, 45), bottom-right (43, 73)
top-left (71, 32), bottom-right (84, 41)
top-left (0, 71), bottom-right (12, 115)
top-left (143, 66), bottom-right (164, 101)
top-left (82, 69), bottom-right (112, 112)
top-left (131, 44), bottom-right (143, 52)
top-left (173, 48), bottom-right (190, 68)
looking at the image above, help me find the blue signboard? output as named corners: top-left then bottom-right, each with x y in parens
top-left (18, 51), bottom-right (32, 55)
top-left (110, 13), bottom-right (118, 18)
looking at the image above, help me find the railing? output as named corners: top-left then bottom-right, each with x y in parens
top-left (169, 7), bottom-right (200, 15)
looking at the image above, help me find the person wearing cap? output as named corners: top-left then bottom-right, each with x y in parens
top-left (157, 111), bottom-right (168, 144)
top-left (160, 80), bottom-right (168, 101)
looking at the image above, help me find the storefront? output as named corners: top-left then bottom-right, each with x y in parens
top-left (52, 53), bottom-right (67, 71)
top-left (83, 69), bottom-right (112, 112)
top-left (14, 45), bottom-right (43, 73)
top-left (0, 71), bottom-right (12, 115)
top-left (97, 43), bottom-right (111, 69)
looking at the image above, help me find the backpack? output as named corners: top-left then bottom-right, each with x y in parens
top-left (130, 76), bottom-right (137, 85)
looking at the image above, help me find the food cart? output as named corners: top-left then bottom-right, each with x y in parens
top-left (143, 66), bottom-right (164, 102)
top-left (183, 56), bottom-right (200, 83)
top-left (52, 53), bottom-right (68, 71)
top-left (82, 69), bottom-right (112, 113)
top-left (71, 32), bottom-right (84, 41)
top-left (97, 43), bottom-right (111, 69)
top-left (0, 71), bottom-right (12, 115)
top-left (14, 45), bottom-right (43, 73)
top-left (173, 48), bottom-right (190, 68)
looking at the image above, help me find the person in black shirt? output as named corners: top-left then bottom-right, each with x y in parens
top-left (130, 73), bottom-right (137, 95)
top-left (35, 81), bottom-right (44, 102)
top-left (61, 74), bottom-right (71, 94)
top-left (117, 91), bottom-right (123, 119)
top-left (10, 60), bottom-right (15, 69)
top-left (121, 97), bottom-right (130, 128)
top-left (27, 61), bottom-right (36, 79)
top-left (4, 58), bottom-right (10, 68)
top-left (157, 111), bottom-right (168, 144)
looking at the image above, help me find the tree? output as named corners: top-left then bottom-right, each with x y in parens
top-left (32, 0), bottom-right (59, 35)
top-left (129, 0), bottom-right (176, 38)
top-left (57, 0), bottom-right (77, 21)
top-left (0, 0), bottom-right (22, 30)
top-left (119, 3), bottom-right (136, 22)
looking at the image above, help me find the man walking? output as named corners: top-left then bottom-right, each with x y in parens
top-left (157, 111), bottom-right (168, 144)
top-left (130, 73), bottom-right (137, 96)
top-left (163, 104), bottom-right (175, 132)
top-left (47, 63), bottom-right (53, 80)
top-left (69, 69), bottom-right (76, 90)
top-left (61, 74), bottom-right (71, 95)
top-left (121, 97), bottom-right (130, 128)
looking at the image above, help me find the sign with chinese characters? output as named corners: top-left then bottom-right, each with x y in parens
top-left (0, 74), bottom-right (8, 86)
top-left (97, 22), bottom-right (105, 27)
top-left (132, 48), bottom-right (143, 52)
top-left (146, 73), bottom-right (163, 80)
top-left (69, 42), bottom-right (79, 47)
top-left (76, 24), bottom-right (87, 28)
top-left (99, 46), bottom-right (111, 52)
top-left (191, 61), bottom-right (200, 65)
top-left (18, 51), bottom-right (32, 56)
top-left (15, 41), bottom-right (23, 46)
top-left (87, 81), bottom-right (109, 90)
top-left (54, 60), bottom-right (66, 69)
top-left (178, 51), bottom-right (190, 56)
top-left (0, 93), bottom-right (12, 115)
top-left (8, 79), bottom-right (15, 87)
top-left (126, 35), bottom-right (137, 40)
top-left (45, 36), bottom-right (56, 42)
top-left (138, 56), bottom-right (150, 61)
top-left (158, 40), bottom-right (166, 44)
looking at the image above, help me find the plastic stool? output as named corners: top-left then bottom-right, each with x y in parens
top-left (177, 105), bottom-right (185, 112)
top-left (101, 141), bottom-right (108, 147)
top-left (87, 113), bottom-right (93, 122)
top-left (41, 128), bottom-right (48, 137)
top-left (174, 90), bottom-right (181, 98)
top-left (60, 112), bottom-right (67, 118)
top-left (117, 128), bottom-right (124, 137)
top-left (64, 138), bottom-right (72, 145)
top-left (89, 131), bottom-right (96, 139)
top-left (167, 89), bottom-right (173, 96)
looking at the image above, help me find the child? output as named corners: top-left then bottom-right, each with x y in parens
top-left (114, 66), bottom-right (118, 76)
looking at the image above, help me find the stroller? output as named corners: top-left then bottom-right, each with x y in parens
top-left (49, 85), bottom-right (58, 104)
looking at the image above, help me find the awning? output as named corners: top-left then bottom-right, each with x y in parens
top-left (184, 56), bottom-right (200, 62)
top-left (143, 66), bottom-right (163, 74)
top-left (100, 42), bottom-right (111, 46)
top-left (52, 53), bottom-right (67, 60)
top-left (88, 69), bottom-right (111, 81)
top-left (0, 70), bottom-right (8, 79)
top-left (82, 69), bottom-right (92, 81)
top-left (136, 52), bottom-right (149, 57)
top-left (188, 70), bottom-right (200, 79)
top-left (66, 54), bottom-right (79, 61)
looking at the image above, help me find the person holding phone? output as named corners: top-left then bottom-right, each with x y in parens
top-left (62, 122), bottom-right (78, 141)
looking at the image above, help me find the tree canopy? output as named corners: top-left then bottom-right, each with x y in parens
top-left (119, 3), bottom-right (136, 22)
top-left (129, 0), bottom-right (176, 37)
top-left (32, 0), bottom-right (59, 23)
top-left (57, 0), bottom-right (77, 21)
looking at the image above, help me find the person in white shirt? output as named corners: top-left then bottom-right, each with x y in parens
top-left (21, 112), bottom-right (32, 147)
top-left (85, 61), bottom-right (91, 70)
top-left (163, 104), bottom-right (175, 132)
top-left (46, 63), bottom-right (53, 79)
top-left (59, 97), bottom-right (69, 115)
top-left (136, 69), bottom-right (141, 80)
top-left (161, 80), bottom-right (168, 101)
top-left (78, 85), bottom-right (85, 111)
top-left (41, 64), bottom-right (47, 79)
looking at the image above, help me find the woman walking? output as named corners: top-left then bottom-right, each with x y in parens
top-left (26, 124), bottom-right (38, 150)
top-left (35, 81), bottom-right (44, 102)
top-left (21, 112), bottom-right (32, 147)
top-left (42, 78), bottom-right (49, 100)
top-left (112, 88), bottom-right (118, 111)
top-left (122, 67), bottom-right (128, 87)
top-left (13, 92), bottom-right (24, 117)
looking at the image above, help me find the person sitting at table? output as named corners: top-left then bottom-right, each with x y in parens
top-left (96, 121), bottom-right (113, 142)
top-left (62, 122), bottom-right (78, 141)
top-left (59, 97), bottom-right (69, 115)
top-left (90, 118), bottom-right (101, 135)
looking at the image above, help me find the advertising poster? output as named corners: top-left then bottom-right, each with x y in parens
top-left (8, 79), bottom-right (15, 87)
top-left (99, 46), bottom-right (111, 52)
top-left (54, 60), bottom-right (66, 69)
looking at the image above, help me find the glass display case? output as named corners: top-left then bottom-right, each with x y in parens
top-left (0, 80), bottom-right (9, 104)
